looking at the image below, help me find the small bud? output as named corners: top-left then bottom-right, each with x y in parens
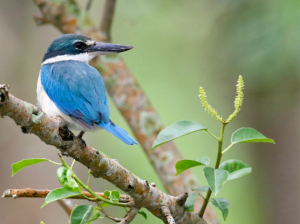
top-left (226, 75), bottom-right (244, 123)
top-left (198, 87), bottom-right (223, 122)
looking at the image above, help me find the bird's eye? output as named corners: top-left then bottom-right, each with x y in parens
top-left (73, 42), bottom-right (87, 50)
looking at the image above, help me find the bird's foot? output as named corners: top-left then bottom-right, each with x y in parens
top-left (59, 125), bottom-right (73, 141)
top-left (79, 139), bottom-right (86, 148)
top-left (77, 131), bottom-right (86, 148)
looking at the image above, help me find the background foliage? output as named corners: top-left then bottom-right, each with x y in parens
top-left (0, 0), bottom-right (299, 223)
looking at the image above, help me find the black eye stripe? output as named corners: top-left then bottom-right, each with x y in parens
top-left (73, 42), bottom-right (87, 50)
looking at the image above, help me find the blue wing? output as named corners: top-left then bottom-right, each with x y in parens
top-left (41, 60), bottom-right (110, 127)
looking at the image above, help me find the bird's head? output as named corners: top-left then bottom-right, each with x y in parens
top-left (42, 34), bottom-right (133, 64)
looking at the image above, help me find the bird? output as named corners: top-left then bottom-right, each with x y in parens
top-left (37, 34), bottom-right (138, 145)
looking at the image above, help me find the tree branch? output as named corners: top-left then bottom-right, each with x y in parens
top-left (2, 188), bottom-right (75, 216)
top-left (98, 204), bottom-right (123, 222)
top-left (85, 0), bottom-right (93, 11)
top-left (2, 188), bottom-right (131, 203)
top-left (33, 0), bottom-right (79, 34)
top-left (99, 0), bottom-right (116, 42)
top-left (0, 85), bottom-right (206, 224)
top-left (57, 199), bottom-right (73, 216)
top-left (162, 206), bottom-right (176, 224)
top-left (119, 207), bottom-right (139, 224)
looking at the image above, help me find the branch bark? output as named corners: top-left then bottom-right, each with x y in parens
top-left (99, 0), bottom-right (116, 42)
top-left (0, 85), bottom-right (207, 224)
top-left (57, 199), bottom-right (73, 216)
top-left (2, 188), bottom-right (131, 203)
top-left (3, 188), bottom-right (75, 216)
top-left (119, 207), bottom-right (139, 224)
top-left (162, 206), bottom-right (176, 224)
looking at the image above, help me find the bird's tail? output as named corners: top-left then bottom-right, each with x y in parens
top-left (100, 122), bottom-right (138, 145)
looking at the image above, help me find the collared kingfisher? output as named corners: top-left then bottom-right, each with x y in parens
top-left (37, 34), bottom-right (138, 145)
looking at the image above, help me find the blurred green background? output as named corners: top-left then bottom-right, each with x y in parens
top-left (0, 0), bottom-right (299, 223)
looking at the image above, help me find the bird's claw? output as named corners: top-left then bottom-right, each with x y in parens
top-left (77, 131), bottom-right (86, 149)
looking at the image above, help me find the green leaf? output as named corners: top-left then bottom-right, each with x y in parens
top-left (12, 158), bottom-right (49, 176)
top-left (86, 209), bottom-right (102, 224)
top-left (103, 190), bottom-right (120, 203)
top-left (175, 156), bottom-right (210, 175)
top-left (138, 210), bottom-right (147, 220)
top-left (204, 167), bottom-right (228, 196)
top-left (111, 190), bottom-right (120, 203)
top-left (151, 120), bottom-right (207, 151)
top-left (57, 167), bottom-right (81, 192)
top-left (192, 186), bottom-right (209, 192)
top-left (184, 193), bottom-right (198, 212)
top-left (219, 159), bottom-right (252, 180)
top-left (231, 128), bottom-right (275, 144)
top-left (71, 205), bottom-right (94, 224)
top-left (211, 198), bottom-right (229, 221)
top-left (101, 202), bottom-right (111, 208)
top-left (196, 157), bottom-right (210, 166)
top-left (41, 188), bottom-right (82, 208)
top-left (104, 190), bottom-right (110, 198)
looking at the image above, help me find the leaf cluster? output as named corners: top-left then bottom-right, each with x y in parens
top-left (12, 157), bottom-right (147, 223)
top-left (151, 76), bottom-right (275, 221)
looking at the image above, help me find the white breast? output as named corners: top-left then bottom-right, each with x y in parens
top-left (36, 72), bottom-right (100, 133)
top-left (37, 74), bottom-right (63, 118)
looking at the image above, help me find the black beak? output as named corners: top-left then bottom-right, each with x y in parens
top-left (86, 42), bottom-right (133, 54)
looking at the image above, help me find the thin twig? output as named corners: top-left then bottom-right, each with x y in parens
top-left (60, 156), bottom-right (130, 208)
top-left (2, 188), bottom-right (131, 203)
top-left (175, 192), bottom-right (188, 206)
top-left (161, 206), bottom-right (176, 224)
top-left (119, 207), bottom-right (139, 224)
top-left (85, 0), bottom-right (93, 11)
top-left (199, 123), bottom-right (227, 218)
top-left (99, 0), bottom-right (116, 42)
top-left (57, 199), bottom-right (73, 216)
top-left (98, 202), bottom-right (122, 222)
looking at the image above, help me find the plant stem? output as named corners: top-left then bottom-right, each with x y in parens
top-left (87, 171), bottom-right (91, 188)
top-left (48, 160), bottom-right (62, 166)
top-left (197, 193), bottom-right (206, 200)
top-left (215, 123), bottom-right (226, 169)
top-left (70, 159), bottom-right (75, 169)
top-left (59, 156), bottom-right (129, 207)
top-left (73, 172), bottom-right (129, 207)
top-left (82, 194), bottom-right (97, 201)
top-left (222, 143), bottom-right (233, 154)
top-left (199, 123), bottom-right (226, 218)
top-left (199, 190), bottom-right (212, 218)
top-left (206, 130), bottom-right (219, 141)
top-left (76, 173), bottom-right (129, 207)
top-left (85, 0), bottom-right (93, 11)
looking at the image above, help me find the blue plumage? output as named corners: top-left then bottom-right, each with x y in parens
top-left (41, 60), bottom-right (138, 145)
top-left (38, 34), bottom-right (137, 145)
top-left (41, 61), bottom-right (107, 125)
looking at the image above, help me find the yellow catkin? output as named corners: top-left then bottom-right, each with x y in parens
top-left (198, 87), bottom-right (223, 122)
top-left (226, 75), bottom-right (244, 123)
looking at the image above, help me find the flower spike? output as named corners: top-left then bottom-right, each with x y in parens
top-left (226, 75), bottom-right (244, 123)
top-left (199, 87), bottom-right (223, 122)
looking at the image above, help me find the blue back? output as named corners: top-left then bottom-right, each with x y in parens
top-left (41, 60), bottom-right (110, 127)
